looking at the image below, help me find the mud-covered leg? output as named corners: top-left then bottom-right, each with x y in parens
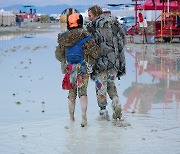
top-left (68, 98), bottom-right (75, 121)
top-left (112, 96), bottom-right (122, 120)
top-left (98, 107), bottom-right (110, 121)
top-left (95, 73), bottom-right (110, 121)
top-left (80, 95), bottom-right (88, 127)
top-left (81, 114), bottom-right (87, 127)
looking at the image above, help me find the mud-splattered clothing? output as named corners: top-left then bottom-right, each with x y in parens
top-left (68, 73), bottom-right (89, 99)
top-left (55, 28), bottom-right (100, 71)
top-left (95, 69), bottom-right (118, 107)
top-left (86, 13), bottom-right (126, 107)
top-left (55, 28), bottom-right (100, 99)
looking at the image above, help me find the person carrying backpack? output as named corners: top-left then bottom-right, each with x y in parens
top-left (55, 13), bottom-right (100, 127)
top-left (87, 5), bottom-right (126, 121)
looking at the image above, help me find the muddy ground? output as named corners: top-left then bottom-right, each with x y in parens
top-left (0, 22), bottom-right (180, 154)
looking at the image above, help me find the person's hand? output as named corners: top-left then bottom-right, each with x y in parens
top-left (61, 61), bottom-right (67, 74)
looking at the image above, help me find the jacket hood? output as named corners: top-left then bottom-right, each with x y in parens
top-left (87, 14), bottom-right (115, 29)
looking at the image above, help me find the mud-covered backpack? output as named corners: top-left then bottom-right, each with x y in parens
top-left (65, 36), bottom-right (91, 74)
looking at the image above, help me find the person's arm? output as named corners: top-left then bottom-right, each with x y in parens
top-left (80, 30), bottom-right (100, 65)
top-left (83, 39), bottom-right (100, 65)
top-left (112, 19), bottom-right (127, 52)
top-left (55, 44), bottom-right (66, 62)
top-left (55, 33), bottom-right (68, 74)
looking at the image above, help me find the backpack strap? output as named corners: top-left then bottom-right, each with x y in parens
top-left (77, 36), bottom-right (91, 74)
top-left (76, 36), bottom-right (92, 46)
top-left (66, 36), bottom-right (91, 74)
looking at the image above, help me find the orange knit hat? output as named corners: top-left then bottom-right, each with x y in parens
top-left (68, 13), bottom-right (80, 28)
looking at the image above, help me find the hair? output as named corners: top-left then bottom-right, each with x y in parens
top-left (67, 13), bottom-right (83, 30)
top-left (88, 5), bottom-right (103, 16)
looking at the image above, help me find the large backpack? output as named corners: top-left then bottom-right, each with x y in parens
top-left (65, 36), bottom-right (91, 74)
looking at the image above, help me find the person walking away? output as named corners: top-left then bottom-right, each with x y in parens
top-left (55, 13), bottom-right (100, 127)
top-left (87, 5), bottom-right (126, 121)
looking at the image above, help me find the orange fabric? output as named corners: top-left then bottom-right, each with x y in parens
top-left (68, 13), bottom-right (80, 28)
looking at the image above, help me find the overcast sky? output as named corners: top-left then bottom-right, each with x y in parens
top-left (0, 0), bottom-right (133, 7)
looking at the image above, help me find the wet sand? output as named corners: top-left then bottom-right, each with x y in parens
top-left (0, 23), bottom-right (180, 154)
top-left (0, 22), bottom-right (60, 36)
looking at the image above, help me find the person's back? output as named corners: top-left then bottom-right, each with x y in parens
top-left (87, 11), bottom-right (126, 76)
top-left (86, 5), bottom-right (126, 121)
top-left (55, 13), bottom-right (100, 127)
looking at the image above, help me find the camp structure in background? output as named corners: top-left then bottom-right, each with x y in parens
top-left (60, 8), bottom-right (79, 23)
top-left (16, 5), bottom-right (38, 23)
top-left (127, 0), bottom-right (180, 43)
top-left (0, 9), bottom-right (15, 26)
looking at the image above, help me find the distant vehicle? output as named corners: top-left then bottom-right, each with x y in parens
top-left (117, 16), bottom-right (135, 33)
top-left (49, 16), bottom-right (57, 23)
top-left (116, 16), bottom-right (124, 24)
top-left (122, 16), bottom-right (135, 32)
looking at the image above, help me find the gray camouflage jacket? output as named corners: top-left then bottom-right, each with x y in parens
top-left (86, 13), bottom-right (126, 77)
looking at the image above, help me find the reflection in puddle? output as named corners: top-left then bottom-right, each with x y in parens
top-left (0, 35), bottom-right (17, 41)
top-left (124, 45), bottom-right (180, 115)
top-left (0, 33), bottom-right (36, 41)
top-left (23, 34), bottom-right (36, 38)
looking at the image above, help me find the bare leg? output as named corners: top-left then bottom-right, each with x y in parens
top-left (80, 95), bottom-right (88, 127)
top-left (68, 98), bottom-right (76, 121)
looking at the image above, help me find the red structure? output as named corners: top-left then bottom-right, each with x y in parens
top-left (16, 5), bottom-right (38, 22)
top-left (137, 0), bottom-right (179, 10)
top-left (128, 0), bottom-right (180, 42)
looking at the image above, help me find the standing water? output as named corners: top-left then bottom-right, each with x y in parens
top-left (0, 24), bottom-right (180, 154)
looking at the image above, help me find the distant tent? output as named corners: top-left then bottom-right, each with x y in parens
top-left (137, 0), bottom-right (179, 10)
top-left (0, 10), bottom-right (15, 26)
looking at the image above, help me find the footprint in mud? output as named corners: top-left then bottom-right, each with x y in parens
top-left (112, 119), bottom-right (131, 127)
top-left (22, 46), bottom-right (30, 51)
top-left (10, 46), bottom-right (21, 52)
top-left (16, 101), bottom-right (21, 105)
top-left (33, 46), bottom-right (41, 51)
top-left (32, 46), bottom-right (48, 51)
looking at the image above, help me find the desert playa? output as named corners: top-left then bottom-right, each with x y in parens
top-left (0, 23), bottom-right (180, 154)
